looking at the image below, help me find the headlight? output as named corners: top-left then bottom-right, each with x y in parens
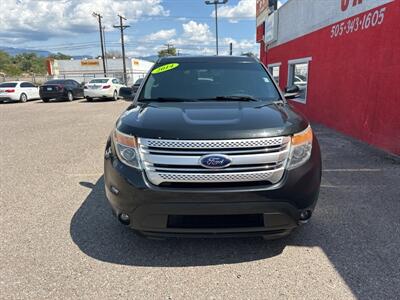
top-left (287, 125), bottom-right (313, 169)
top-left (112, 129), bottom-right (141, 169)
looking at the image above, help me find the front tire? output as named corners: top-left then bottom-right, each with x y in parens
top-left (86, 97), bottom-right (93, 102)
top-left (20, 93), bottom-right (28, 103)
top-left (67, 91), bottom-right (73, 102)
top-left (42, 98), bottom-right (50, 103)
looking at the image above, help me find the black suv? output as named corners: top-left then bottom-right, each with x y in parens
top-left (104, 56), bottom-right (321, 239)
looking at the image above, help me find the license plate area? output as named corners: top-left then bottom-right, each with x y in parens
top-left (167, 214), bottom-right (264, 229)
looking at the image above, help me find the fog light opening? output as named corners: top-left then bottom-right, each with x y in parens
top-left (118, 213), bottom-right (130, 225)
top-left (299, 210), bottom-right (312, 224)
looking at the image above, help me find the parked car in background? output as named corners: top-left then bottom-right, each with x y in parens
top-left (294, 75), bottom-right (307, 89)
top-left (40, 79), bottom-right (84, 102)
top-left (84, 78), bottom-right (125, 101)
top-left (119, 78), bottom-right (143, 100)
top-left (0, 81), bottom-right (40, 103)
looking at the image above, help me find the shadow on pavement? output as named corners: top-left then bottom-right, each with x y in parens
top-left (71, 176), bottom-right (287, 266)
top-left (70, 124), bottom-right (400, 298)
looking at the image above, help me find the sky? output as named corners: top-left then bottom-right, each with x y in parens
top-left (0, 0), bottom-right (286, 57)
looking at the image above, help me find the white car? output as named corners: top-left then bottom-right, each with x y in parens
top-left (0, 81), bottom-right (40, 103)
top-left (84, 78), bottom-right (125, 101)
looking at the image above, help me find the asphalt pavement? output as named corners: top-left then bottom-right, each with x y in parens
top-left (0, 99), bottom-right (399, 299)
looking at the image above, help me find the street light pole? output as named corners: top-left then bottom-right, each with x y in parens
top-left (205, 0), bottom-right (228, 56)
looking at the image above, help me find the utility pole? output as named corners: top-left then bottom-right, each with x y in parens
top-left (113, 15), bottom-right (130, 85)
top-left (205, 0), bottom-right (228, 55)
top-left (92, 12), bottom-right (106, 76)
top-left (102, 26), bottom-right (108, 73)
top-left (229, 42), bottom-right (233, 55)
top-left (164, 43), bottom-right (173, 55)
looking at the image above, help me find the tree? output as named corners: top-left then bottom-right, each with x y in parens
top-left (49, 52), bottom-right (72, 60)
top-left (14, 53), bottom-right (46, 74)
top-left (241, 52), bottom-right (256, 58)
top-left (0, 51), bottom-right (21, 76)
top-left (158, 47), bottom-right (176, 58)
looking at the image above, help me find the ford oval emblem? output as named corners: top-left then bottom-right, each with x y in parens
top-left (199, 154), bottom-right (232, 169)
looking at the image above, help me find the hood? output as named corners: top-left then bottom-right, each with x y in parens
top-left (117, 101), bottom-right (308, 139)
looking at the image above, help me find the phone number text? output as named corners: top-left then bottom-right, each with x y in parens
top-left (330, 7), bottom-right (386, 38)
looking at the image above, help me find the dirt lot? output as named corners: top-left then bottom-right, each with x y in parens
top-left (0, 99), bottom-right (399, 299)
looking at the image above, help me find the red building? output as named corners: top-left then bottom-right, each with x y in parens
top-left (257, 0), bottom-right (400, 155)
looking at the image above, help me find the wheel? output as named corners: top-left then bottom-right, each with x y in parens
top-left (42, 98), bottom-right (50, 103)
top-left (67, 91), bottom-right (74, 101)
top-left (86, 97), bottom-right (93, 102)
top-left (20, 93), bottom-right (28, 103)
top-left (112, 90), bottom-right (118, 101)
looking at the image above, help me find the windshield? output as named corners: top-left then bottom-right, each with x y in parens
top-left (0, 82), bottom-right (18, 88)
top-left (45, 80), bottom-right (66, 85)
top-left (89, 79), bottom-right (109, 84)
top-left (139, 62), bottom-right (280, 102)
top-left (134, 78), bottom-right (143, 85)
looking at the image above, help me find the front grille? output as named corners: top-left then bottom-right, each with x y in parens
top-left (138, 137), bottom-right (291, 187)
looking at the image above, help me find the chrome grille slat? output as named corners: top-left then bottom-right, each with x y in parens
top-left (143, 145), bottom-right (288, 155)
top-left (148, 164), bottom-right (283, 173)
top-left (156, 170), bottom-right (278, 182)
top-left (141, 151), bottom-right (289, 166)
top-left (141, 137), bottom-right (286, 149)
top-left (138, 137), bottom-right (291, 186)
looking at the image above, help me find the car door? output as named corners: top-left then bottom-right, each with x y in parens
top-left (72, 80), bottom-right (84, 97)
top-left (20, 82), bottom-right (33, 99)
top-left (112, 79), bottom-right (120, 92)
top-left (26, 82), bottom-right (39, 99)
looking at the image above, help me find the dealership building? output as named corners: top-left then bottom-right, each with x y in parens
top-left (46, 58), bottom-right (154, 85)
top-left (257, 0), bottom-right (399, 155)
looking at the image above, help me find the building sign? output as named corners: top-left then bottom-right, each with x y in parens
top-left (265, 11), bottom-right (278, 44)
top-left (256, 0), bottom-right (269, 27)
top-left (341, 0), bottom-right (363, 11)
top-left (80, 60), bottom-right (99, 66)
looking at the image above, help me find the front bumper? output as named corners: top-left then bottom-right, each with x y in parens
top-left (84, 89), bottom-right (114, 98)
top-left (104, 137), bottom-right (321, 238)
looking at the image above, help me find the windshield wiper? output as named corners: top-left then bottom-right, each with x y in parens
top-left (198, 95), bottom-right (260, 102)
top-left (138, 97), bottom-right (199, 102)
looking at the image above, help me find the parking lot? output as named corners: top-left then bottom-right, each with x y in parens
top-left (0, 99), bottom-right (399, 299)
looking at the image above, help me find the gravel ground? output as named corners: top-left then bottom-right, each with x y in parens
top-left (0, 99), bottom-right (399, 299)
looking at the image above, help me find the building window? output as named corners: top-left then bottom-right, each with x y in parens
top-left (287, 57), bottom-right (312, 103)
top-left (268, 63), bottom-right (281, 84)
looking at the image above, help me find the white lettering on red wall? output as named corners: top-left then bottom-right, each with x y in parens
top-left (341, 0), bottom-right (363, 12)
top-left (331, 6), bottom-right (386, 38)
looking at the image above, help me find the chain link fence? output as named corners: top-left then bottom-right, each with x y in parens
top-left (0, 70), bottom-right (148, 85)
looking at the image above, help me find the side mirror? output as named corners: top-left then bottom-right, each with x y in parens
top-left (284, 85), bottom-right (300, 99)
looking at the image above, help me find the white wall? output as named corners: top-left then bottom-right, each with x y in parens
top-left (270, 0), bottom-right (393, 47)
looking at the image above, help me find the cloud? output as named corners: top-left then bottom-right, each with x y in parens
top-left (213, 0), bottom-right (255, 23)
top-left (182, 21), bottom-right (214, 43)
top-left (145, 29), bottom-right (176, 41)
top-left (0, 0), bottom-right (169, 42)
top-left (141, 21), bottom-right (257, 57)
top-left (221, 37), bottom-right (258, 55)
